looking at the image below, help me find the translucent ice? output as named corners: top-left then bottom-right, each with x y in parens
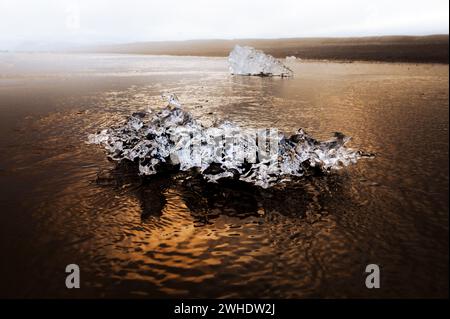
top-left (88, 94), bottom-right (369, 188)
top-left (228, 45), bottom-right (293, 77)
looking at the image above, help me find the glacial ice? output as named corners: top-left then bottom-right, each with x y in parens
top-left (88, 94), bottom-right (368, 188)
top-left (228, 45), bottom-right (293, 77)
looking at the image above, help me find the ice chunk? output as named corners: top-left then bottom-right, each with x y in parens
top-left (228, 45), bottom-right (293, 77)
top-left (88, 93), bottom-right (371, 188)
top-left (161, 92), bottom-right (181, 108)
top-left (285, 56), bottom-right (298, 69)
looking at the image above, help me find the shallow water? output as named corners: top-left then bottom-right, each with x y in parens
top-left (0, 53), bottom-right (448, 298)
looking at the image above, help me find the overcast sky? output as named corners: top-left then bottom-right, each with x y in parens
top-left (0, 0), bottom-right (448, 50)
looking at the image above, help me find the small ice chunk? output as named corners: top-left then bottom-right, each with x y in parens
top-left (87, 129), bottom-right (109, 144)
top-left (162, 92), bottom-right (182, 108)
top-left (228, 45), bottom-right (293, 77)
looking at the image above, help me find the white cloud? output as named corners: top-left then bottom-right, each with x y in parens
top-left (0, 0), bottom-right (448, 50)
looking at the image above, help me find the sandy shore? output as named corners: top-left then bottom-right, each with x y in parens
top-left (0, 55), bottom-right (448, 297)
top-left (79, 35), bottom-right (449, 64)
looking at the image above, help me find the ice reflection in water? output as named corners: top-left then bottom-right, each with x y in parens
top-left (89, 161), bottom-right (354, 298)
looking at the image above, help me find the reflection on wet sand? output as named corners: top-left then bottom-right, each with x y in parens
top-left (97, 162), bottom-right (347, 224)
top-left (88, 160), bottom-right (355, 297)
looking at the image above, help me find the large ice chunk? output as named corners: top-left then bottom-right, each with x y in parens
top-left (87, 93), bottom-right (372, 188)
top-left (228, 45), bottom-right (293, 77)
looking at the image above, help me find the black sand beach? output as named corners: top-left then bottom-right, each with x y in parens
top-left (0, 55), bottom-right (448, 297)
top-left (80, 35), bottom-right (449, 64)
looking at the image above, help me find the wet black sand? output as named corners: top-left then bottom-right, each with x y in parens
top-left (0, 55), bottom-right (448, 298)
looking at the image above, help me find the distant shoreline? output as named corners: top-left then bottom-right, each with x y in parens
top-left (73, 35), bottom-right (449, 64)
